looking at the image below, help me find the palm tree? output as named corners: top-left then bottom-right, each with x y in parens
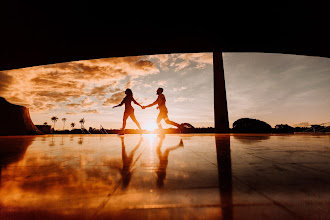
top-left (51, 116), bottom-right (58, 131)
top-left (62, 118), bottom-right (67, 130)
top-left (79, 118), bottom-right (85, 129)
top-left (71, 122), bottom-right (76, 130)
top-left (43, 122), bottom-right (48, 125)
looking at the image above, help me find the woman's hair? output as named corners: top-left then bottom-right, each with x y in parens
top-left (125, 88), bottom-right (133, 96)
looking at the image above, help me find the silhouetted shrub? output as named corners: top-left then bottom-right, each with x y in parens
top-left (274, 124), bottom-right (294, 133)
top-left (232, 118), bottom-right (272, 133)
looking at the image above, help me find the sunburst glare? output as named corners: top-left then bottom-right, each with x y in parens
top-left (143, 122), bottom-right (158, 131)
top-left (144, 134), bottom-right (157, 146)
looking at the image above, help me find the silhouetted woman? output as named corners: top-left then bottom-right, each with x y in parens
top-left (119, 136), bottom-right (142, 189)
top-left (113, 89), bottom-right (143, 134)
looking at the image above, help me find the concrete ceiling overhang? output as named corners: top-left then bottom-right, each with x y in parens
top-left (1, 5), bottom-right (329, 71)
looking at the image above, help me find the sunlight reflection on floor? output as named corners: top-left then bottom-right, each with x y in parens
top-left (0, 134), bottom-right (329, 219)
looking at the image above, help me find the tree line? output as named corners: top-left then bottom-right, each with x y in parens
top-left (46, 116), bottom-right (86, 131)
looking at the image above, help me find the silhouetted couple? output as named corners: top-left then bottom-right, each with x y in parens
top-left (113, 88), bottom-right (182, 135)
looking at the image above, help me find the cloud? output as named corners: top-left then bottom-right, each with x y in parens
top-left (157, 80), bottom-right (167, 86)
top-left (65, 98), bottom-right (96, 110)
top-left (81, 97), bottom-right (96, 107)
top-left (293, 122), bottom-right (311, 127)
top-left (172, 53), bottom-right (213, 72)
top-left (0, 72), bottom-right (13, 94)
top-left (173, 58), bottom-right (190, 72)
top-left (143, 97), bottom-right (155, 104)
top-left (134, 60), bottom-right (157, 72)
top-left (125, 80), bottom-right (132, 88)
top-left (173, 86), bottom-right (187, 92)
top-left (65, 112), bottom-right (78, 115)
top-left (89, 85), bottom-right (109, 96)
top-left (102, 91), bottom-right (125, 106)
top-left (33, 90), bottom-right (82, 102)
top-left (151, 54), bottom-right (170, 70)
top-left (82, 109), bottom-right (99, 114)
top-left (89, 83), bottom-right (121, 99)
top-left (75, 56), bottom-right (159, 79)
top-left (66, 103), bottom-right (81, 109)
top-left (150, 53), bottom-right (212, 72)
top-left (32, 101), bottom-right (56, 112)
top-left (6, 96), bottom-right (27, 104)
top-left (30, 77), bottom-right (83, 89)
top-left (174, 96), bottom-right (194, 102)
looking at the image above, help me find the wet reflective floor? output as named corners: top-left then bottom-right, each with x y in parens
top-left (0, 134), bottom-right (329, 220)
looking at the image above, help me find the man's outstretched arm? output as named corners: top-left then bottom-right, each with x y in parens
top-left (143, 98), bottom-right (158, 109)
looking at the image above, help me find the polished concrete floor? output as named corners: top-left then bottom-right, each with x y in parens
top-left (0, 134), bottom-right (329, 219)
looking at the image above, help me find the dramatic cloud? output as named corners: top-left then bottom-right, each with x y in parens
top-left (0, 72), bottom-right (13, 94)
top-left (152, 54), bottom-right (170, 70)
top-left (0, 56), bottom-right (159, 113)
top-left (102, 92), bottom-right (125, 106)
top-left (66, 98), bottom-right (96, 110)
top-left (33, 90), bottom-right (82, 102)
top-left (150, 53), bottom-right (213, 72)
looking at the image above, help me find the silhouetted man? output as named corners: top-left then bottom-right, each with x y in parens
top-left (143, 88), bottom-right (182, 133)
top-left (156, 135), bottom-right (183, 188)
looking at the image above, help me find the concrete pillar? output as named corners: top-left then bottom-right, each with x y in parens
top-left (213, 52), bottom-right (230, 133)
top-left (215, 135), bottom-right (233, 219)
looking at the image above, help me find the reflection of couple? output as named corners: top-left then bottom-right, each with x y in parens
top-left (119, 135), bottom-right (183, 189)
top-left (113, 87), bottom-right (182, 135)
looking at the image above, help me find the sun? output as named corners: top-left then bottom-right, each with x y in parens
top-left (144, 122), bottom-right (157, 131)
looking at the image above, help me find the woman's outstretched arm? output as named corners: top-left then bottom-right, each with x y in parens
top-left (132, 97), bottom-right (142, 108)
top-left (113, 97), bottom-right (126, 108)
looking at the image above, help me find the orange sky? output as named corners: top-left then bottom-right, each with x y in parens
top-left (0, 52), bottom-right (329, 129)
